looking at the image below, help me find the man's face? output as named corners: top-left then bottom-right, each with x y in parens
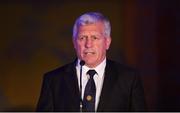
top-left (73, 22), bottom-right (111, 68)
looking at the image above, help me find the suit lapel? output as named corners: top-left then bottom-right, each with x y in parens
top-left (97, 60), bottom-right (118, 111)
top-left (62, 59), bottom-right (118, 111)
top-left (64, 60), bottom-right (80, 110)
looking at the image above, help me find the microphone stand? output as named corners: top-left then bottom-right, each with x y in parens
top-left (79, 60), bottom-right (85, 112)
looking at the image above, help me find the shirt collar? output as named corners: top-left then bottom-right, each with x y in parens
top-left (77, 58), bottom-right (106, 78)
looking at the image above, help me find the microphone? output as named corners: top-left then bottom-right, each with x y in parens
top-left (80, 60), bottom-right (85, 66)
top-left (79, 60), bottom-right (85, 112)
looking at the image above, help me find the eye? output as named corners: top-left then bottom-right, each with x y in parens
top-left (78, 36), bottom-right (87, 41)
top-left (91, 36), bottom-right (98, 40)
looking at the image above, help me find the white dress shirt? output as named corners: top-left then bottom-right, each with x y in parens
top-left (76, 58), bottom-right (106, 111)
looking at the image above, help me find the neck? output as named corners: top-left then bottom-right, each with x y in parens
top-left (85, 58), bottom-right (106, 68)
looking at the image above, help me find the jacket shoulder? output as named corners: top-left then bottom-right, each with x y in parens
top-left (107, 59), bottom-right (137, 73)
top-left (106, 59), bottom-right (141, 82)
top-left (43, 61), bottom-right (75, 79)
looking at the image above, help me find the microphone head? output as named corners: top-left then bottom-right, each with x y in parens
top-left (80, 60), bottom-right (85, 66)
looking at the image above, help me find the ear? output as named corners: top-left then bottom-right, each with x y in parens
top-left (72, 38), bottom-right (77, 49)
top-left (105, 37), bottom-right (111, 50)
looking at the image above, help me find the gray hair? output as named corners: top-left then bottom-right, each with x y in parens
top-left (73, 12), bottom-right (111, 39)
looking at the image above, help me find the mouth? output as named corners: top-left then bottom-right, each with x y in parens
top-left (84, 51), bottom-right (95, 55)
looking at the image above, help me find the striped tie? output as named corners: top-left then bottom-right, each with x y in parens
top-left (83, 69), bottom-right (96, 112)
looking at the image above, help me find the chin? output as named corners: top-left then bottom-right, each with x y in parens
top-left (85, 61), bottom-right (97, 67)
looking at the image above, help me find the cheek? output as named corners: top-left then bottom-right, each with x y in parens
top-left (76, 44), bottom-right (84, 53)
top-left (96, 44), bottom-right (106, 54)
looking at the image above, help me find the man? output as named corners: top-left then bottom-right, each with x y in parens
top-left (36, 12), bottom-right (146, 112)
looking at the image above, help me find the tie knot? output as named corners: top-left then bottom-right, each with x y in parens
top-left (87, 70), bottom-right (96, 78)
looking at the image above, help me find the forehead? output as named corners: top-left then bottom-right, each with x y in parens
top-left (78, 22), bottom-right (104, 35)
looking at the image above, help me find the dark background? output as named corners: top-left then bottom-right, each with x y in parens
top-left (1, 0), bottom-right (180, 111)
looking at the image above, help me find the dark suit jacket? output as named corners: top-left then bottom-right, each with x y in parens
top-left (36, 59), bottom-right (146, 112)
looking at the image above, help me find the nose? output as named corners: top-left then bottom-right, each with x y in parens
top-left (85, 38), bottom-right (93, 48)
